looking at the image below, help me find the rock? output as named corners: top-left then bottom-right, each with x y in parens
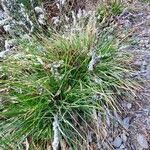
top-left (121, 133), bottom-right (127, 143)
top-left (114, 111), bottom-right (122, 125)
top-left (119, 45), bottom-right (130, 51)
top-left (126, 103), bottom-right (132, 109)
top-left (122, 117), bottom-right (130, 129)
top-left (0, 51), bottom-right (6, 58)
top-left (34, 7), bottom-right (43, 14)
top-left (114, 122), bottom-right (119, 128)
top-left (113, 136), bottom-right (123, 148)
top-left (120, 144), bottom-right (125, 149)
top-left (106, 114), bottom-right (111, 127)
top-left (137, 134), bottom-right (149, 149)
top-left (4, 39), bottom-right (16, 51)
top-left (3, 24), bottom-right (11, 33)
top-left (0, 10), bottom-right (5, 19)
top-left (102, 142), bottom-right (108, 149)
top-left (108, 137), bottom-right (113, 142)
top-left (147, 15), bottom-right (150, 20)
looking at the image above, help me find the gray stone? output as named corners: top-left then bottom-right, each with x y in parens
top-left (0, 10), bottom-right (5, 20)
top-left (122, 117), bottom-right (130, 129)
top-left (0, 51), bottom-right (6, 58)
top-left (137, 134), bottom-right (149, 149)
top-left (108, 137), bottom-right (113, 142)
top-left (126, 103), bottom-right (132, 109)
top-left (121, 133), bottom-right (127, 142)
top-left (120, 144), bottom-right (125, 149)
top-left (114, 111), bottom-right (122, 125)
top-left (113, 136), bottom-right (123, 148)
top-left (147, 15), bottom-right (150, 20)
top-left (102, 142), bottom-right (108, 149)
top-left (106, 113), bottom-right (111, 127)
top-left (115, 122), bottom-right (119, 128)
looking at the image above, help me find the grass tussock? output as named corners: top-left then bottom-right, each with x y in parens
top-left (0, 17), bottom-right (137, 149)
top-left (97, 0), bottom-right (124, 23)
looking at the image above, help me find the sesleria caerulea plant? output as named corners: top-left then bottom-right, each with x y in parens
top-left (0, 16), bottom-right (137, 149)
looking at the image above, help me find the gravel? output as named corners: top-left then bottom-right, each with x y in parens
top-left (106, 1), bottom-right (150, 149)
top-left (117, 1), bottom-right (150, 149)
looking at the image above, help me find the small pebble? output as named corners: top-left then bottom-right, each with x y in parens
top-left (115, 122), bottom-right (119, 128)
top-left (113, 136), bottom-right (123, 148)
top-left (123, 117), bottom-right (130, 129)
top-left (120, 144), bottom-right (125, 149)
top-left (147, 15), bottom-right (150, 20)
top-left (127, 103), bottom-right (132, 109)
top-left (121, 133), bottom-right (127, 142)
top-left (108, 137), bottom-right (113, 142)
top-left (102, 142), bottom-right (108, 149)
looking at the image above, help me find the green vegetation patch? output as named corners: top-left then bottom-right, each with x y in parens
top-left (0, 18), bottom-right (137, 149)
